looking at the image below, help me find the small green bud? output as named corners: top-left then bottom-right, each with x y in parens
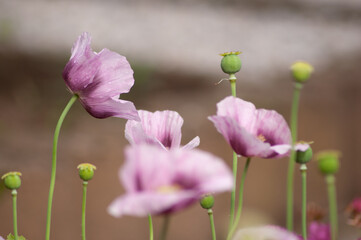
top-left (316, 150), bottom-right (340, 175)
top-left (296, 147), bottom-right (313, 164)
top-left (200, 195), bottom-right (214, 209)
top-left (1, 172), bottom-right (22, 190)
top-left (220, 51), bottom-right (242, 74)
top-left (77, 163), bottom-right (96, 181)
top-left (290, 61), bottom-right (314, 83)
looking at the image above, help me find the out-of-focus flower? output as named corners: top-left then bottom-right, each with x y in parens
top-left (209, 96), bottom-right (304, 158)
top-left (125, 110), bottom-right (199, 150)
top-left (346, 197), bottom-right (361, 228)
top-left (232, 225), bottom-right (300, 240)
top-left (62, 32), bottom-right (139, 120)
top-left (107, 144), bottom-right (232, 217)
top-left (307, 202), bottom-right (326, 223)
top-left (308, 222), bottom-right (330, 240)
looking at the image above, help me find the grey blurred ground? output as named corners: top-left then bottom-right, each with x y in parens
top-left (0, 0), bottom-right (361, 239)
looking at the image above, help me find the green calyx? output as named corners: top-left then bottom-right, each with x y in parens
top-left (290, 61), bottom-right (314, 83)
top-left (316, 150), bottom-right (340, 175)
top-left (296, 147), bottom-right (313, 164)
top-left (1, 172), bottom-right (22, 190)
top-left (7, 233), bottom-right (26, 240)
top-left (77, 163), bottom-right (96, 181)
top-left (200, 195), bottom-right (215, 209)
top-left (220, 51), bottom-right (242, 75)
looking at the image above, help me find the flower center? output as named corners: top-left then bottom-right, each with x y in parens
top-left (257, 134), bottom-right (266, 142)
top-left (157, 184), bottom-right (182, 194)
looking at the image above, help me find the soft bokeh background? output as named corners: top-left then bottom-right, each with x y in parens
top-left (0, 0), bottom-right (361, 239)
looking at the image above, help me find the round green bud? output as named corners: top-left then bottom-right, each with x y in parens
top-left (290, 61), bottom-right (314, 83)
top-left (220, 51), bottom-right (242, 74)
top-left (1, 172), bottom-right (22, 190)
top-left (200, 195), bottom-right (214, 209)
top-left (77, 163), bottom-right (96, 181)
top-left (316, 150), bottom-right (340, 175)
top-left (296, 147), bottom-right (313, 164)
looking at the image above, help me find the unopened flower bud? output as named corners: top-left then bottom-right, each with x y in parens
top-left (200, 195), bottom-right (214, 209)
top-left (290, 61), bottom-right (314, 83)
top-left (220, 51), bottom-right (242, 75)
top-left (77, 163), bottom-right (96, 181)
top-left (1, 172), bottom-right (22, 190)
top-left (296, 147), bottom-right (313, 164)
top-left (316, 150), bottom-right (340, 175)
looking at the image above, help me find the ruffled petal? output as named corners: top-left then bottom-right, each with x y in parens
top-left (209, 115), bottom-right (271, 157)
top-left (232, 226), bottom-right (300, 240)
top-left (80, 96), bottom-right (139, 120)
top-left (182, 136), bottom-right (200, 150)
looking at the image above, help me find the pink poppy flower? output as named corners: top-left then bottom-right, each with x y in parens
top-left (308, 222), bottom-right (330, 240)
top-left (125, 110), bottom-right (200, 150)
top-left (232, 225), bottom-right (300, 240)
top-left (107, 144), bottom-right (232, 217)
top-left (346, 197), bottom-right (361, 228)
top-left (209, 96), bottom-right (297, 158)
top-left (62, 32), bottom-right (139, 120)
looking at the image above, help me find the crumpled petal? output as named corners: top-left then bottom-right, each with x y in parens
top-left (108, 144), bottom-right (233, 217)
top-left (182, 136), bottom-right (200, 150)
top-left (232, 225), bottom-right (300, 240)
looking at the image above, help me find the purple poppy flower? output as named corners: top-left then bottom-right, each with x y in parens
top-left (62, 32), bottom-right (139, 120)
top-left (107, 144), bottom-right (232, 217)
top-left (232, 225), bottom-right (300, 240)
top-left (308, 222), bottom-right (330, 240)
top-left (125, 110), bottom-right (200, 150)
top-left (209, 96), bottom-right (294, 158)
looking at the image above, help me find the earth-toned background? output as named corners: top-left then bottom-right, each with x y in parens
top-left (0, 0), bottom-right (361, 239)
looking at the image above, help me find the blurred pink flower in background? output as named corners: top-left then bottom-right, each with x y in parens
top-left (346, 197), bottom-right (361, 228)
top-left (232, 225), bottom-right (300, 240)
top-left (308, 222), bottom-right (330, 240)
top-left (107, 144), bottom-right (232, 217)
top-left (62, 32), bottom-right (139, 120)
top-left (209, 96), bottom-right (297, 158)
top-left (125, 110), bottom-right (199, 150)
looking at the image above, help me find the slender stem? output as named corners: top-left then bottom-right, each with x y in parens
top-left (148, 214), bottom-right (154, 240)
top-left (46, 94), bottom-right (78, 240)
top-left (227, 158), bottom-right (251, 240)
top-left (228, 77), bottom-right (238, 232)
top-left (12, 190), bottom-right (18, 240)
top-left (326, 175), bottom-right (338, 240)
top-left (160, 215), bottom-right (170, 240)
top-left (286, 82), bottom-right (303, 231)
top-left (82, 181), bottom-right (88, 240)
top-left (300, 164), bottom-right (307, 240)
top-left (208, 209), bottom-right (216, 240)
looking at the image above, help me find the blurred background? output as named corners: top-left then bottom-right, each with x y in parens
top-left (0, 0), bottom-right (361, 239)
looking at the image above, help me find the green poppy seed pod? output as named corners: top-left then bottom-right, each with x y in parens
top-left (316, 150), bottom-right (340, 175)
top-left (296, 147), bottom-right (313, 164)
top-left (200, 195), bottom-right (214, 209)
top-left (1, 172), bottom-right (22, 190)
top-left (290, 61), bottom-right (314, 83)
top-left (220, 51), bottom-right (242, 74)
top-left (77, 163), bottom-right (96, 181)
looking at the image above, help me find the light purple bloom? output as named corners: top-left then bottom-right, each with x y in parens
top-left (209, 96), bottom-right (294, 158)
top-left (125, 110), bottom-right (200, 150)
top-left (232, 225), bottom-right (300, 240)
top-left (308, 222), bottom-right (330, 240)
top-left (63, 32), bottom-right (139, 120)
top-left (107, 144), bottom-right (232, 217)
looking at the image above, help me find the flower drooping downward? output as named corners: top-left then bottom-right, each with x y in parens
top-left (125, 110), bottom-right (200, 150)
top-left (63, 32), bottom-right (139, 120)
top-left (107, 144), bottom-right (232, 217)
top-left (209, 96), bottom-right (295, 158)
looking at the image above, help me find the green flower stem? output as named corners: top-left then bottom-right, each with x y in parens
top-left (160, 214), bottom-right (170, 240)
top-left (286, 82), bottom-right (303, 231)
top-left (148, 214), bottom-right (154, 240)
top-left (208, 209), bottom-right (216, 240)
top-left (46, 94), bottom-right (78, 240)
top-left (326, 174), bottom-right (338, 240)
top-left (12, 190), bottom-right (18, 240)
top-left (228, 76), bottom-right (238, 232)
top-left (82, 181), bottom-right (88, 240)
top-left (227, 157), bottom-right (252, 240)
top-left (300, 164), bottom-right (307, 240)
